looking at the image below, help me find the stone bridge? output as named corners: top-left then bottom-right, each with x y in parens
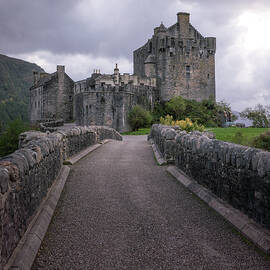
top-left (1, 125), bottom-right (270, 269)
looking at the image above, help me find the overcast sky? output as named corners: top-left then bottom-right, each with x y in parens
top-left (1, 0), bottom-right (270, 111)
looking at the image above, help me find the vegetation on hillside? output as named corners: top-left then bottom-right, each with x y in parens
top-left (0, 54), bottom-right (44, 127)
top-left (0, 119), bottom-right (32, 157)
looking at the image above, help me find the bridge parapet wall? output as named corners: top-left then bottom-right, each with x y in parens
top-left (149, 124), bottom-right (270, 228)
top-left (0, 126), bottom-right (122, 269)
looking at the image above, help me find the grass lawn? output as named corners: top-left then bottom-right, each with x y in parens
top-left (207, 127), bottom-right (270, 146)
top-left (121, 128), bottom-right (151, 135)
top-left (121, 126), bottom-right (269, 149)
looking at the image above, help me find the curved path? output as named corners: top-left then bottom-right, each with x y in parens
top-left (32, 136), bottom-right (270, 269)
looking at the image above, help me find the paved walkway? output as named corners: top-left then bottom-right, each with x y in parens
top-left (32, 136), bottom-right (270, 269)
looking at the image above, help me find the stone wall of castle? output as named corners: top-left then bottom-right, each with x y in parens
top-left (133, 12), bottom-right (216, 102)
top-left (56, 66), bottom-right (74, 122)
top-left (30, 66), bottom-right (74, 123)
top-left (75, 83), bottom-right (158, 132)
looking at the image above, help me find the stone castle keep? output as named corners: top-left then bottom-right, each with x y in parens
top-left (30, 12), bottom-right (216, 132)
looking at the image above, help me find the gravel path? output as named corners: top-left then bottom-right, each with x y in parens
top-left (32, 136), bottom-right (270, 269)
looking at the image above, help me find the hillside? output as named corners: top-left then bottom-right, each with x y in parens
top-left (0, 54), bottom-right (44, 128)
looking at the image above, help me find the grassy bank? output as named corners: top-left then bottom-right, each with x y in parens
top-left (121, 126), bottom-right (270, 148)
top-left (208, 127), bottom-right (270, 146)
top-left (121, 128), bottom-right (151, 135)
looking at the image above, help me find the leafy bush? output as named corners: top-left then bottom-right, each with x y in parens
top-left (153, 97), bottom-right (232, 127)
top-left (128, 105), bottom-right (152, 131)
top-left (159, 115), bottom-right (174, 126)
top-left (160, 115), bottom-right (204, 132)
top-left (233, 131), bottom-right (245, 145)
top-left (251, 131), bottom-right (270, 151)
top-left (0, 119), bottom-right (30, 157)
top-left (165, 96), bottom-right (186, 120)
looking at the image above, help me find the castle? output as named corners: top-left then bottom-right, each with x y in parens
top-left (30, 12), bottom-right (216, 132)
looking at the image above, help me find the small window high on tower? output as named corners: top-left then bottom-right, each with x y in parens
top-left (186, 65), bottom-right (191, 79)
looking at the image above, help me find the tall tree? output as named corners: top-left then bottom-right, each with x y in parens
top-left (240, 104), bottom-right (270, 128)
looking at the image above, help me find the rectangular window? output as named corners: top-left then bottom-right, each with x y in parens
top-left (171, 38), bottom-right (175, 48)
top-left (186, 65), bottom-right (191, 79)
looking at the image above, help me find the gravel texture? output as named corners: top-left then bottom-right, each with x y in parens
top-left (32, 135), bottom-right (270, 269)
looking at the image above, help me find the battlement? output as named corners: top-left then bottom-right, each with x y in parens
top-left (74, 65), bottom-right (156, 96)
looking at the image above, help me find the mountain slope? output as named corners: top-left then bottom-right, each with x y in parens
top-left (0, 54), bottom-right (44, 127)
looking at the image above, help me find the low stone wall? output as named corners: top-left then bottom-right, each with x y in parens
top-left (39, 119), bottom-right (64, 132)
top-left (149, 124), bottom-right (270, 228)
top-left (0, 126), bottom-right (122, 269)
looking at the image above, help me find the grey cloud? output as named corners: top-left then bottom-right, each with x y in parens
top-left (1, 0), bottom-right (270, 110)
top-left (1, 0), bottom-right (268, 57)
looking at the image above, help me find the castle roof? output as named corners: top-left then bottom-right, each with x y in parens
top-left (30, 70), bottom-right (74, 90)
top-left (96, 74), bottom-right (114, 81)
top-left (30, 73), bottom-right (55, 89)
top-left (157, 22), bottom-right (167, 33)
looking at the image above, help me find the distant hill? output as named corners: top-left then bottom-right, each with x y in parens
top-left (0, 54), bottom-right (44, 128)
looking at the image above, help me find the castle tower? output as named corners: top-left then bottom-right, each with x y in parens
top-left (144, 55), bottom-right (156, 77)
top-left (133, 11), bottom-right (216, 102)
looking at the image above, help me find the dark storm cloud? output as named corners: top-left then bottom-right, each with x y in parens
top-left (0, 0), bottom-right (172, 58)
top-left (1, 0), bottom-right (270, 110)
top-left (1, 0), bottom-right (269, 57)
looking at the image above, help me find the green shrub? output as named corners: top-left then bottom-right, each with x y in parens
top-left (152, 97), bottom-right (232, 127)
top-left (165, 96), bottom-right (186, 120)
top-left (128, 105), bottom-right (152, 131)
top-left (0, 119), bottom-right (30, 157)
top-left (233, 131), bottom-right (245, 145)
top-left (251, 131), bottom-right (270, 151)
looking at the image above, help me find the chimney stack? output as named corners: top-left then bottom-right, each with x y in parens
top-left (33, 71), bottom-right (39, 86)
top-left (177, 12), bottom-right (190, 39)
top-left (57, 65), bottom-right (65, 74)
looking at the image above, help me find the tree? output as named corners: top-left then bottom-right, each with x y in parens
top-left (165, 96), bottom-right (186, 120)
top-left (128, 105), bottom-right (152, 131)
top-left (240, 104), bottom-right (270, 128)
